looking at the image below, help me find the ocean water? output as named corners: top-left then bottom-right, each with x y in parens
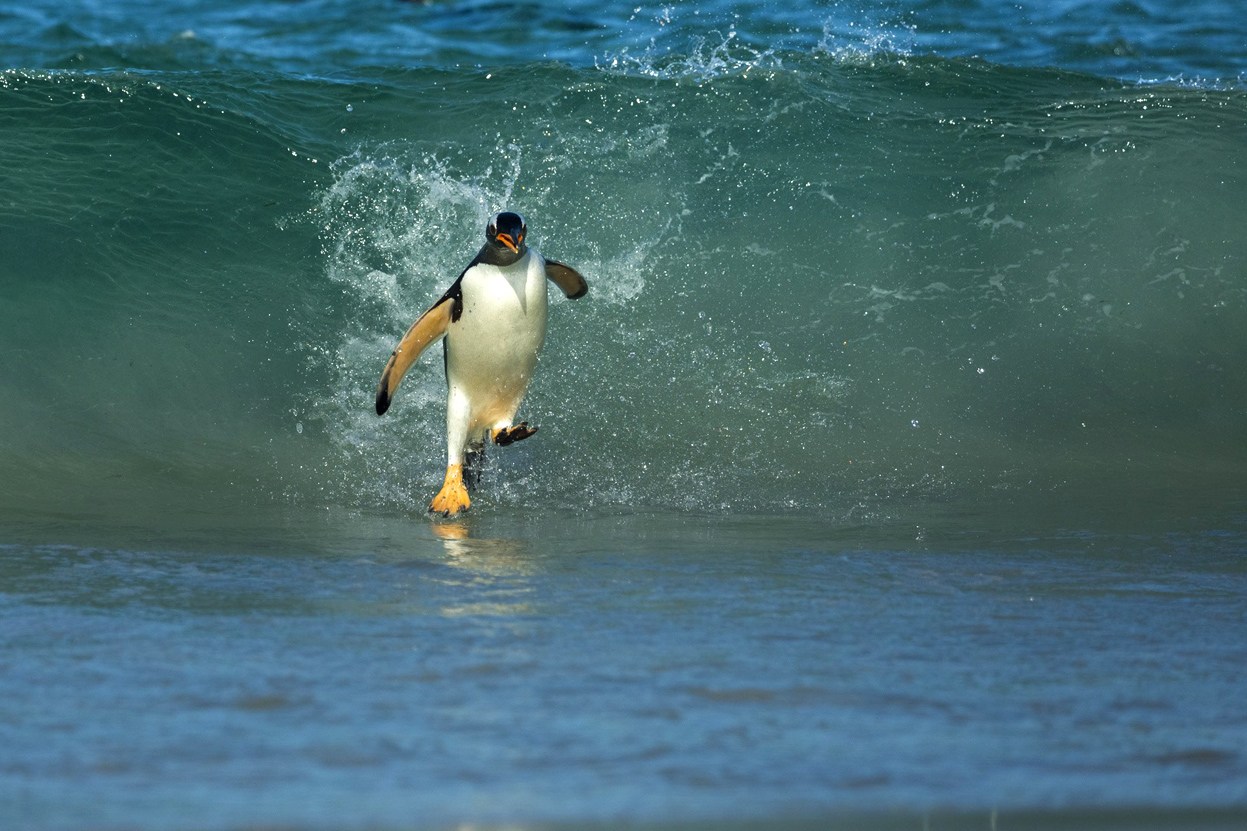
top-left (2, 1), bottom-right (1247, 828)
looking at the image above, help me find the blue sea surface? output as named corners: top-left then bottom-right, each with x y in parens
top-left (2, 1), bottom-right (1246, 829)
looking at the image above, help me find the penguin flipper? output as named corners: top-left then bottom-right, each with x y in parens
top-left (375, 297), bottom-right (454, 415)
top-left (545, 259), bottom-right (588, 299)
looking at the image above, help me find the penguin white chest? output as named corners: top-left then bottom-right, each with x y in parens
top-left (445, 251), bottom-right (548, 407)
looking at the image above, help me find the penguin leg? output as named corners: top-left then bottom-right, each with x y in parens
top-left (492, 422), bottom-right (538, 446)
top-left (432, 388), bottom-right (474, 516)
top-left (462, 439), bottom-right (488, 490)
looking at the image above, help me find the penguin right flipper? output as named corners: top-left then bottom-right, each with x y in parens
top-left (544, 259), bottom-right (588, 299)
top-left (375, 297), bottom-right (455, 415)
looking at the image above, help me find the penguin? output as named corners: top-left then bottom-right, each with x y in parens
top-left (375, 211), bottom-right (588, 516)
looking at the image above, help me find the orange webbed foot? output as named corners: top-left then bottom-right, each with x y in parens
top-left (429, 464), bottom-right (471, 516)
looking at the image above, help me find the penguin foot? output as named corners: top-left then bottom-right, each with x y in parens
top-left (492, 422), bottom-right (538, 446)
top-left (429, 464), bottom-right (471, 516)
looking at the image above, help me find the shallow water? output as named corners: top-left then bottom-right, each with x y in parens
top-left (2, 0), bottom-right (1247, 828)
top-left (5, 508), bottom-right (1247, 829)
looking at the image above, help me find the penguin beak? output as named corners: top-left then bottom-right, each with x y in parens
top-left (496, 233), bottom-right (520, 253)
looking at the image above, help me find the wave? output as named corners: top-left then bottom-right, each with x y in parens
top-left (2, 47), bottom-right (1245, 528)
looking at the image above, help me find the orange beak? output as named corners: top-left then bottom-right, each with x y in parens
top-left (496, 232), bottom-right (520, 253)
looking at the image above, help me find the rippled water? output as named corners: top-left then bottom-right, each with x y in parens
top-left (3, 1), bottom-right (1246, 828)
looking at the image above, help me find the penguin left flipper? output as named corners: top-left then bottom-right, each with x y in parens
top-left (376, 296), bottom-right (455, 415)
top-left (545, 260), bottom-right (588, 299)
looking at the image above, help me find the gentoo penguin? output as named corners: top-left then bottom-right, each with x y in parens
top-left (375, 211), bottom-right (588, 516)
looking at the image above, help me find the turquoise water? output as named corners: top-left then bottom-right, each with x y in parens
top-left (2, 1), bottom-right (1247, 828)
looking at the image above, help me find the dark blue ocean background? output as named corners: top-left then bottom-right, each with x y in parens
top-left (2, 1), bottom-right (1246, 829)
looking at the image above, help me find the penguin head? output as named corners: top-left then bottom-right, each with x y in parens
top-left (485, 211), bottom-right (527, 262)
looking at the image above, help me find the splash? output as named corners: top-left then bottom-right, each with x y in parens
top-left (814, 16), bottom-right (916, 65)
top-left (303, 128), bottom-right (679, 513)
top-left (595, 5), bottom-right (918, 80)
top-left (597, 18), bottom-right (782, 82)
